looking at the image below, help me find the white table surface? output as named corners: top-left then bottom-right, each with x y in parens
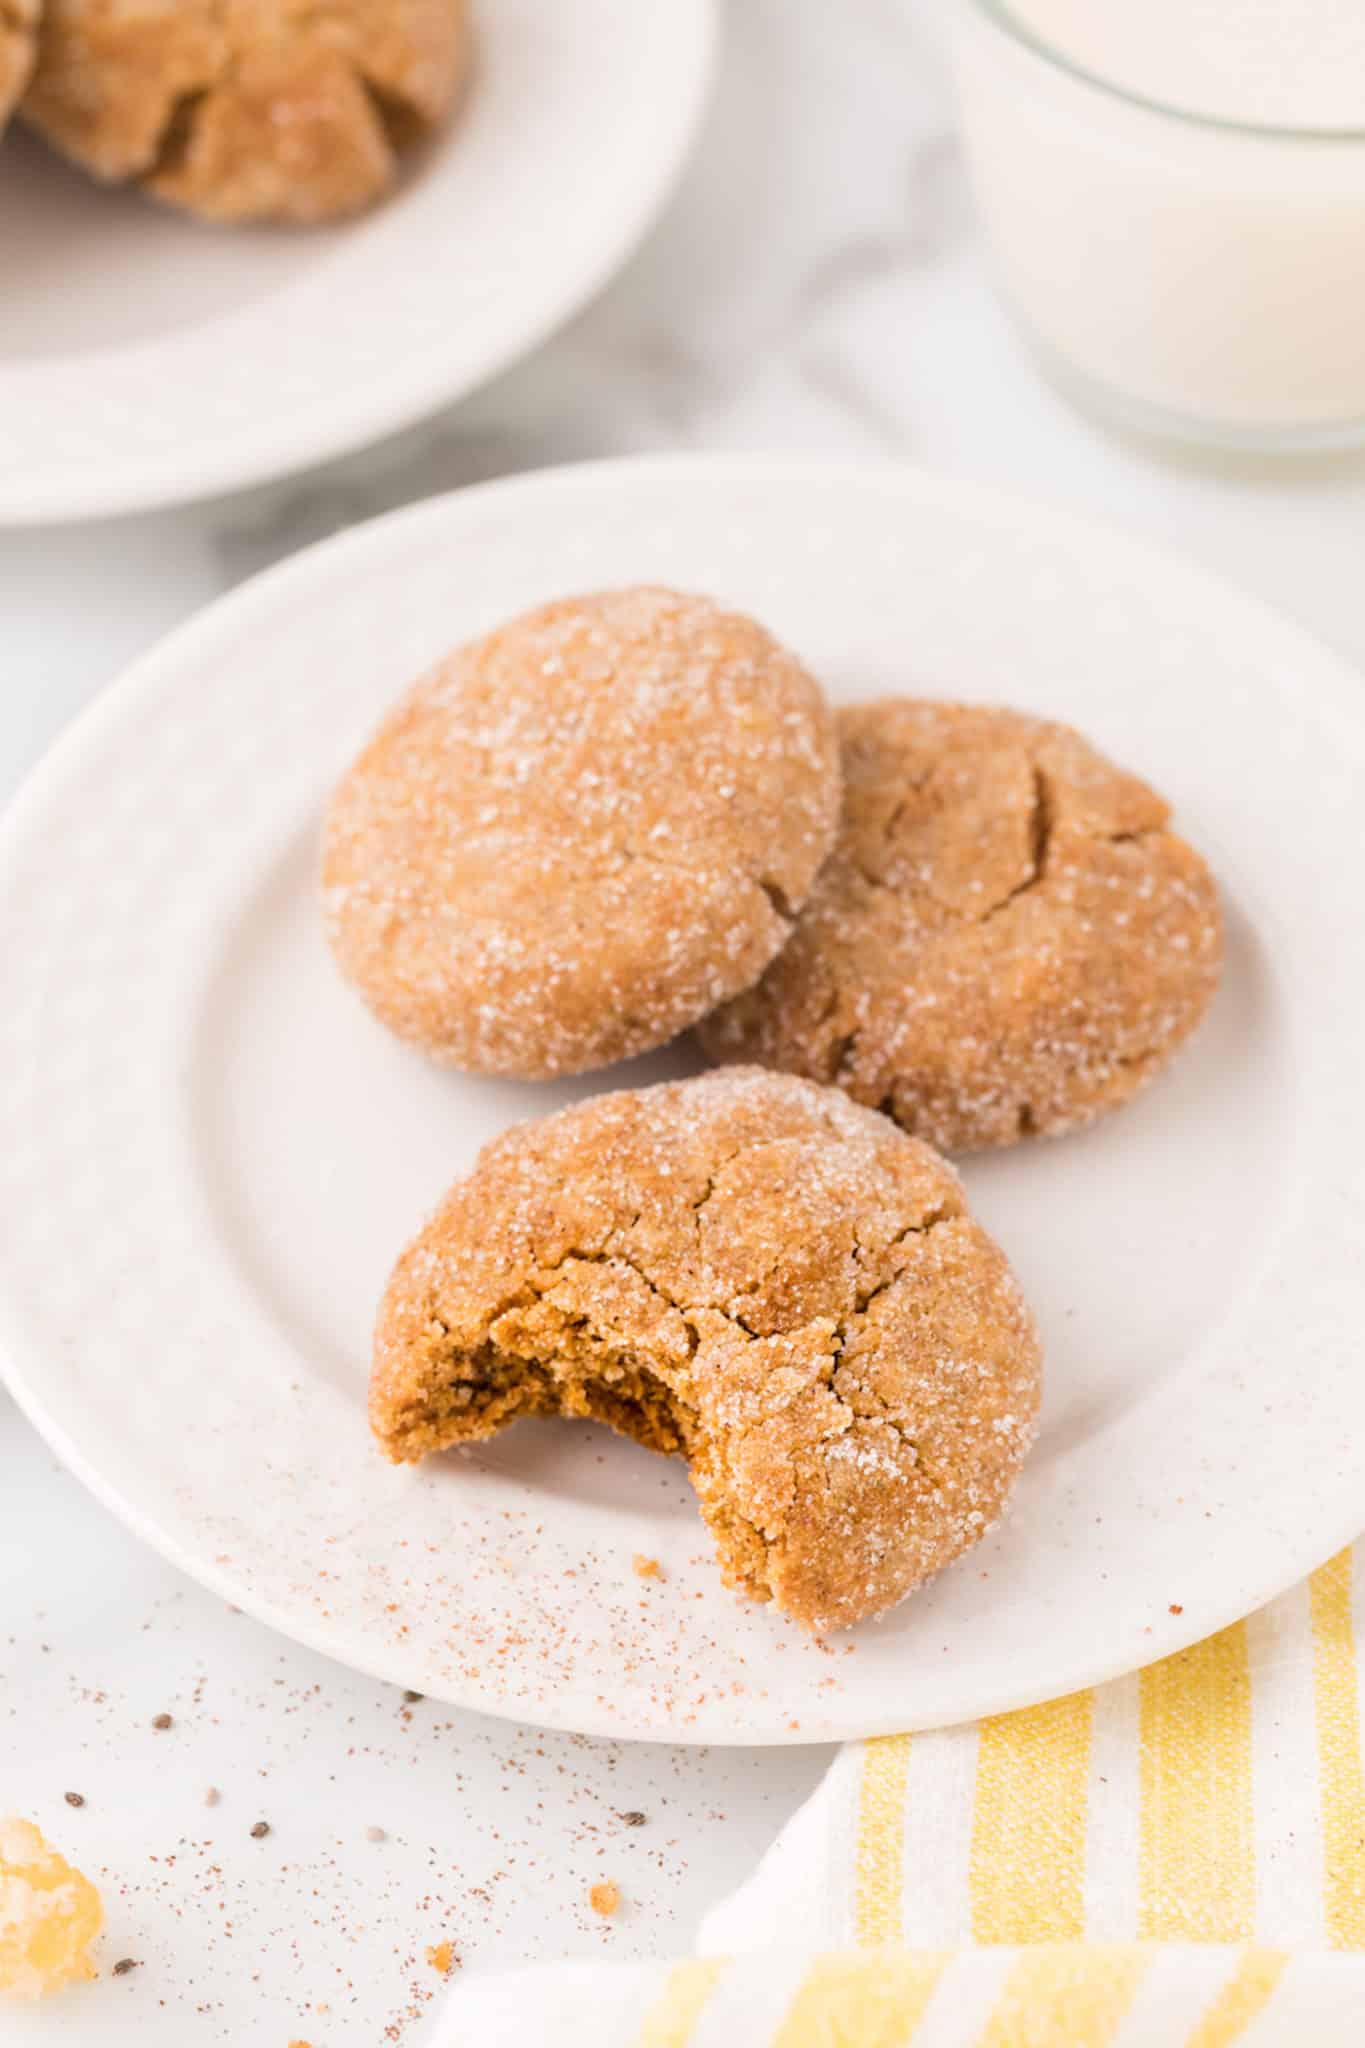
top-left (6, 3), bottom-right (1365, 2040)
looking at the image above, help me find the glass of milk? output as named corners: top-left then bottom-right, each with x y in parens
top-left (953, 0), bottom-right (1365, 449)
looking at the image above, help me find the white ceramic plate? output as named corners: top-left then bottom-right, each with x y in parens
top-left (3, 456), bottom-right (1365, 1744)
top-left (0, 1), bottom-right (713, 525)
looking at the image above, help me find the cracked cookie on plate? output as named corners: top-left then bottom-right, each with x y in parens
top-left (0, 0), bottom-right (39, 137)
top-left (371, 1068), bottom-right (1042, 1633)
top-left (323, 587), bottom-right (842, 1079)
top-left (700, 701), bottom-right (1223, 1152)
top-left (21, 0), bottom-right (471, 222)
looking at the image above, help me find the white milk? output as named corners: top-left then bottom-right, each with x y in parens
top-left (954, 0), bottom-right (1365, 443)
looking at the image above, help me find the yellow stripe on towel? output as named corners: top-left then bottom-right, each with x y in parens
top-left (973, 1945), bottom-right (1148, 2048)
top-left (1309, 1550), bottom-right (1365, 1948)
top-left (1183, 1949), bottom-right (1288, 2048)
top-left (970, 1691), bottom-right (1094, 1941)
top-left (635, 1957), bottom-right (727, 2048)
top-left (855, 1735), bottom-right (913, 1944)
top-left (1139, 1624), bottom-right (1255, 1941)
top-left (772, 1951), bottom-right (948, 2047)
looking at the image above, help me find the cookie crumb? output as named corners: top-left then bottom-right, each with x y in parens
top-left (112, 1959), bottom-right (138, 1977)
top-left (250, 1821), bottom-right (271, 1840)
top-left (1169, 1602), bottom-right (1184, 1615)
top-left (63, 1792), bottom-right (85, 1809)
top-left (589, 1881), bottom-right (621, 1917)
top-left (402, 1690), bottom-right (424, 1705)
top-left (0, 1818), bottom-right (104, 1997)
top-left (426, 1941), bottom-right (456, 1976)
top-left (632, 1555), bottom-right (662, 1580)
top-left (619, 1811), bottom-right (647, 1828)
top-left (204, 1787), bottom-right (221, 1808)
top-left (365, 1825), bottom-right (387, 1843)
top-left (151, 1713), bottom-right (173, 1731)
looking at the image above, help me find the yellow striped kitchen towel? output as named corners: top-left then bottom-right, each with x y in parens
top-left (436, 1546), bottom-right (1365, 2045)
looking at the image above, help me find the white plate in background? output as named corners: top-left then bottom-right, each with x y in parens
top-left (0, 1), bottom-right (714, 523)
top-left (1, 456), bottom-right (1363, 1742)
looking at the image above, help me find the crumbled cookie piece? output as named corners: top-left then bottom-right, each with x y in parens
top-left (371, 1068), bottom-right (1041, 1632)
top-left (325, 588), bottom-right (841, 1079)
top-left (588, 1882), bottom-right (620, 1917)
top-left (0, 1817), bottom-right (104, 2000)
top-left (701, 701), bottom-right (1223, 1151)
top-left (22, 0), bottom-right (472, 223)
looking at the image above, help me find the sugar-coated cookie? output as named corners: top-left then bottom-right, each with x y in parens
top-left (370, 1068), bottom-right (1042, 1633)
top-left (324, 588), bottom-right (842, 1079)
top-left (700, 701), bottom-right (1223, 1152)
top-left (23, 0), bottom-right (470, 222)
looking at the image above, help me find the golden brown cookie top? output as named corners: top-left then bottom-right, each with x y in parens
top-left (0, 0), bottom-right (39, 132)
top-left (22, 0), bottom-right (470, 221)
top-left (324, 588), bottom-right (842, 1079)
top-left (700, 700), bottom-right (1223, 1152)
top-left (372, 1068), bottom-right (1042, 1632)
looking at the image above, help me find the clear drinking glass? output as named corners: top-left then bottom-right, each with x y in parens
top-left (953, 0), bottom-right (1365, 451)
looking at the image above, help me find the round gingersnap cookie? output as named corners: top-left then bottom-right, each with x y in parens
top-left (699, 701), bottom-right (1223, 1152)
top-left (0, 0), bottom-right (39, 137)
top-left (370, 1067), bottom-right (1042, 1634)
top-left (22, 0), bottom-right (470, 223)
top-left (323, 588), bottom-right (842, 1079)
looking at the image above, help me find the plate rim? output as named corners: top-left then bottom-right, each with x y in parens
top-left (0, 0), bottom-right (716, 527)
top-left (4, 451), bottom-right (1365, 1743)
